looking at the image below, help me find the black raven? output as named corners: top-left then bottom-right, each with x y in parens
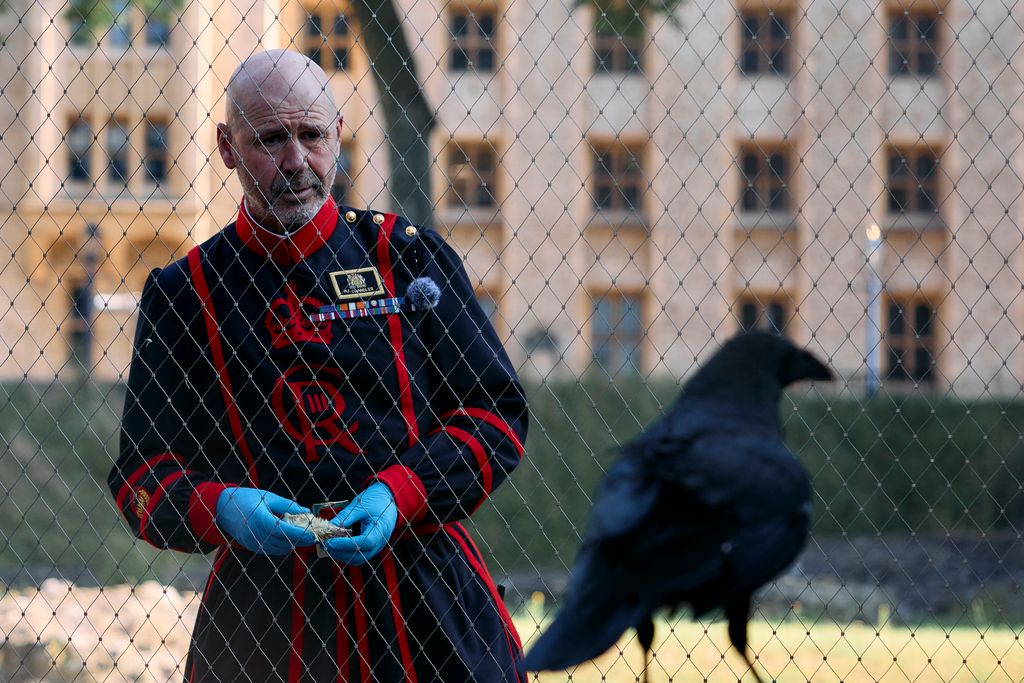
top-left (523, 332), bottom-right (833, 682)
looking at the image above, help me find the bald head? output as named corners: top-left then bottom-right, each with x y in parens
top-left (217, 49), bottom-right (344, 234)
top-left (225, 49), bottom-right (337, 131)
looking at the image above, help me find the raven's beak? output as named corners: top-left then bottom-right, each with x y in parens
top-left (783, 348), bottom-right (834, 385)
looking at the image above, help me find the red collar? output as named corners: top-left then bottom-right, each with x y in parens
top-left (235, 196), bottom-right (338, 265)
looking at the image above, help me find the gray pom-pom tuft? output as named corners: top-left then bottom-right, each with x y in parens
top-left (406, 277), bottom-right (441, 310)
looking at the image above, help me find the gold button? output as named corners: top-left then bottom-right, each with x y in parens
top-left (372, 213), bottom-right (385, 225)
top-left (405, 226), bottom-right (418, 237)
top-left (344, 210), bottom-right (357, 223)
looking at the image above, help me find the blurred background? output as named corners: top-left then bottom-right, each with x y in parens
top-left (2, 0), bottom-right (1024, 679)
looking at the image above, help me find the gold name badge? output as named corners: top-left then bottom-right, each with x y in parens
top-left (328, 267), bottom-right (386, 300)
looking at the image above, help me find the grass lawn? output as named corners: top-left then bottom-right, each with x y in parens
top-left (515, 616), bottom-right (1024, 682)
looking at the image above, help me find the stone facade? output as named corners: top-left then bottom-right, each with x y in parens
top-left (1, 0), bottom-right (1022, 396)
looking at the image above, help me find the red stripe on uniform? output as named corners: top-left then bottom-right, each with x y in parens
top-left (187, 247), bottom-right (260, 487)
top-left (333, 565), bottom-right (351, 683)
top-left (350, 566), bottom-right (372, 683)
top-left (375, 215), bottom-right (419, 450)
top-left (138, 469), bottom-right (192, 545)
top-left (189, 547), bottom-right (230, 683)
top-left (439, 407), bottom-right (525, 458)
top-left (289, 553), bottom-right (308, 683)
top-left (381, 550), bottom-right (418, 683)
top-left (438, 426), bottom-right (493, 509)
top-left (115, 452), bottom-right (184, 511)
top-left (445, 525), bottom-right (525, 681)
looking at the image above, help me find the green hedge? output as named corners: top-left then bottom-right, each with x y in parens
top-left (0, 381), bottom-right (211, 584)
top-left (2, 380), bottom-right (1023, 582)
top-left (471, 380), bottom-right (1024, 574)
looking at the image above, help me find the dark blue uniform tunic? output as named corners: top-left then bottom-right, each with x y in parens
top-left (108, 196), bottom-right (528, 682)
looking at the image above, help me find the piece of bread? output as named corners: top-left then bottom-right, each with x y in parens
top-left (281, 513), bottom-right (352, 540)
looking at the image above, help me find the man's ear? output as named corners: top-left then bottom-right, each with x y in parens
top-left (216, 123), bottom-right (237, 170)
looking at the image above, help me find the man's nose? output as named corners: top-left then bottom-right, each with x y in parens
top-left (277, 135), bottom-right (308, 174)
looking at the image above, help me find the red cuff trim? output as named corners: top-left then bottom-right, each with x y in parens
top-left (373, 465), bottom-right (428, 525)
top-left (139, 469), bottom-right (192, 546)
top-left (115, 452), bottom-right (185, 512)
top-left (188, 482), bottom-right (236, 546)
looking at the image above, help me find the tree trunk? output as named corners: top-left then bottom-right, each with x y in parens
top-left (350, 0), bottom-right (437, 226)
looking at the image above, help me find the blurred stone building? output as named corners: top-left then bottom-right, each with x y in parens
top-left (1, 0), bottom-right (1021, 396)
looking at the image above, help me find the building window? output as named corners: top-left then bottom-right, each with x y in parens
top-left (110, 0), bottom-right (132, 47)
top-left (739, 143), bottom-right (790, 213)
top-left (592, 141), bottom-right (643, 212)
top-left (885, 298), bottom-right (936, 384)
top-left (447, 141), bottom-right (498, 208)
top-left (67, 118), bottom-right (92, 183)
top-left (592, 293), bottom-right (643, 376)
top-left (69, 282), bottom-right (93, 370)
top-left (331, 144), bottom-right (353, 204)
top-left (887, 147), bottom-right (939, 217)
top-left (594, 3), bottom-right (644, 73)
top-left (301, 7), bottom-right (353, 71)
top-left (739, 8), bottom-right (791, 76)
top-left (145, 17), bottom-right (170, 46)
top-left (144, 119), bottom-right (169, 185)
top-left (889, 9), bottom-right (940, 76)
top-left (738, 295), bottom-right (788, 335)
top-left (450, 8), bottom-right (496, 72)
top-left (107, 119), bottom-right (130, 186)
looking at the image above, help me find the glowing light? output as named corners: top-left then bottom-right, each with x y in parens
top-left (866, 224), bottom-right (881, 241)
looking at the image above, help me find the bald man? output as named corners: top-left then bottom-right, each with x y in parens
top-left (109, 49), bottom-right (528, 682)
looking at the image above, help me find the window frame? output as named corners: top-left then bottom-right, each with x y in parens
top-left (300, 4), bottom-right (355, 72)
top-left (67, 116), bottom-right (94, 185)
top-left (592, 2), bottom-right (646, 74)
top-left (446, 140), bottom-right (499, 210)
top-left (591, 139), bottom-right (645, 215)
top-left (449, 6), bottom-right (498, 73)
top-left (736, 294), bottom-right (789, 336)
top-left (106, 117), bottom-right (132, 187)
top-left (143, 118), bottom-right (170, 187)
top-left (888, 7), bottom-right (941, 77)
top-left (884, 295), bottom-right (938, 385)
top-left (590, 290), bottom-right (645, 376)
top-left (886, 145), bottom-right (941, 220)
top-left (737, 142), bottom-right (792, 215)
top-left (738, 6), bottom-right (792, 77)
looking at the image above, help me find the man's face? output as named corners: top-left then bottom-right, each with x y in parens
top-left (218, 85), bottom-right (342, 232)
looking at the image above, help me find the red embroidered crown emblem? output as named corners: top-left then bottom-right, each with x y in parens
top-left (265, 283), bottom-right (332, 348)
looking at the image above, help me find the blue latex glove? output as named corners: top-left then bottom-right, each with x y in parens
top-left (215, 487), bottom-right (317, 555)
top-left (322, 482), bottom-right (398, 565)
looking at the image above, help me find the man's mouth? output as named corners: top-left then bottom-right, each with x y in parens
top-left (281, 186), bottom-right (316, 201)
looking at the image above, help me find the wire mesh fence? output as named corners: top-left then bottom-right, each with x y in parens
top-left (1, 0), bottom-right (1023, 679)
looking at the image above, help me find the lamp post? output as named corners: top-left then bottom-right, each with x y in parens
top-left (864, 223), bottom-right (883, 398)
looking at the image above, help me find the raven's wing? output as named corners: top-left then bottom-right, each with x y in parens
top-left (525, 427), bottom-right (810, 673)
top-left (639, 428), bottom-right (812, 613)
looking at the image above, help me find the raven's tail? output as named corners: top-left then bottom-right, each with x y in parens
top-left (726, 597), bottom-right (765, 683)
top-left (523, 598), bottom-right (644, 673)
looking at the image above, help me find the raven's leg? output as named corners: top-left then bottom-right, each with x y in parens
top-left (637, 616), bottom-right (655, 683)
top-left (726, 597), bottom-right (765, 683)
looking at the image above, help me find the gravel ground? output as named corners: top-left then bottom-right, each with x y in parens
top-left (0, 580), bottom-right (198, 682)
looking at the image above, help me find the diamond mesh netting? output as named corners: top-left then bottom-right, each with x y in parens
top-left (1, 0), bottom-right (1023, 679)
